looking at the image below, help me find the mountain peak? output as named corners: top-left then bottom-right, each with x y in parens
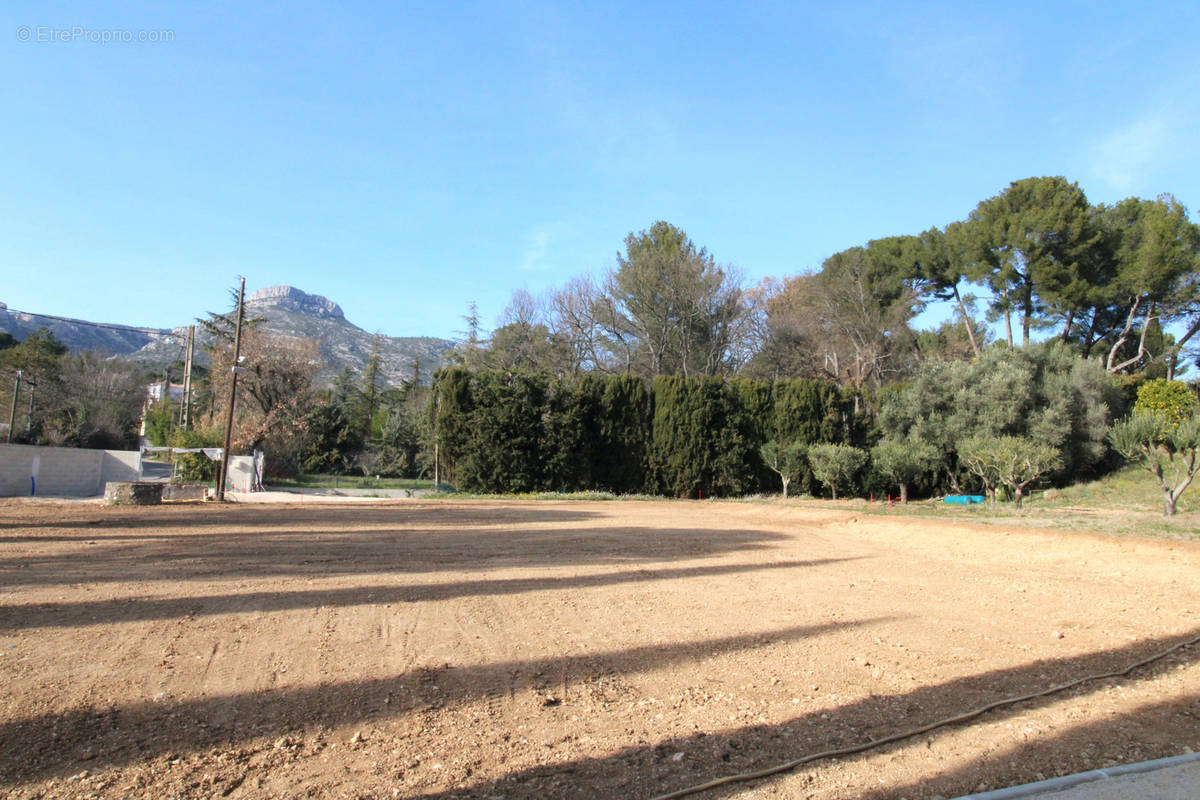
top-left (0, 286), bottom-right (453, 388)
top-left (247, 285), bottom-right (344, 319)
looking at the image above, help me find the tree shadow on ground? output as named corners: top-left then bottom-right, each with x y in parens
top-left (0, 557), bottom-right (861, 631)
top-left (391, 629), bottom-right (1200, 799)
top-left (0, 617), bottom-right (895, 786)
top-left (854, 694), bottom-right (1200, 800)
top-left (0, 501), bottom-right (603, 531)
top-left (0, 523), bottom-right (795, 587)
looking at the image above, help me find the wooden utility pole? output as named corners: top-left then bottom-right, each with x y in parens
top-left (6, 370), bottom-right (20, 443)
top-left (217, 280), bottom-right (246, 501)
top-left (179, 325), bottom-right (195, 429)
top-left (26, 379), bottom-right (35, 436)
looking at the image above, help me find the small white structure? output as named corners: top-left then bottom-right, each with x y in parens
top-left (146, 382), bottom-right (186, 404)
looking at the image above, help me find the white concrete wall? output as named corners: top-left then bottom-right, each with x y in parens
top-left (100, 450), bottom-right (142, 487)
top-left (0, 443), bottom-right (142, 497)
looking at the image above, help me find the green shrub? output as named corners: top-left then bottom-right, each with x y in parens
top-left (169, 427), bottom-right (223, 482)
top-left (1134, 379), bottom-right (1199, 424)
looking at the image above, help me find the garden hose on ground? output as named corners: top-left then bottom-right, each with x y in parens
top-left (648, 633), bottom-right (1200, 800)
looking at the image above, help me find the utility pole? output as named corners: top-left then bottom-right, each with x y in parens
top-left (26, 378), bottom-right (35, 436)
top-left (6, 370), bottom-right (19, 443)
top-left (432, 391), bottom-right (439, 487)
top-left (179, 325), bottom-right (195, 429)
top-left (217, 279), bottom-right (246, 501)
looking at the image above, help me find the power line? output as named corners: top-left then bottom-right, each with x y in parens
top-left (1, 307), bottom-right (180, 338)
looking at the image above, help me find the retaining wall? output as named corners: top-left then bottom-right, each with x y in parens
top-left (0, 443), bottom-right (142, 497)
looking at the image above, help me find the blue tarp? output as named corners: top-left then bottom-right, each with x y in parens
top-left (944, 495), bottom-right (986, 504)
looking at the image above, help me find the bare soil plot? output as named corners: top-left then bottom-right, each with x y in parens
top-left (1, 498), bottom-right (1198, 799)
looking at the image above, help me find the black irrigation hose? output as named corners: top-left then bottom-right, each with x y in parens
top-left (648, 633), bottom-right (1200, 800)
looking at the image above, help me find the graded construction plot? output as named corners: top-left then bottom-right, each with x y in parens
top-left (1, 499), bottom-right (1198, 799)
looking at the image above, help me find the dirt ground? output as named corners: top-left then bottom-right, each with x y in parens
top-left (1, 498), bottom-right (1199, 800)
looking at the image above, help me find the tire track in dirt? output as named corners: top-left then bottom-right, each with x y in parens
top-left (314, 601), bottom-right (339, 683)
top-left (155, 606), bottom-right (200, 695)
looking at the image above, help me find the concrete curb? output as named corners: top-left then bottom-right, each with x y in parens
top-left (267, 487), bottom-right (435, 499)
top-left (956, 752), bottom-right (1200, 799)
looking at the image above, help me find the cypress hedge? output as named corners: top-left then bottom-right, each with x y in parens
top-left (429, 369), bottom-right (858, 496)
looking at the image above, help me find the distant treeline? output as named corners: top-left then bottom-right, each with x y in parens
top-left (458, 177), bottom-right (1200, 390)
top-left (429, 341), bottom-right (1132, 499)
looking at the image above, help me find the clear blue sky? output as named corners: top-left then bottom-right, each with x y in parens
top-left (3, 1), bottom-right (1198, 339)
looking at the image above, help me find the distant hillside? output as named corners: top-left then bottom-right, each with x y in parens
top-left (0, 304), bottom-right (166, 354)
top-left (0, 288), bottom-right (454, 387)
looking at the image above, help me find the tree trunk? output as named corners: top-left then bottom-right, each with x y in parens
top-left (899, 482), bottom-right (908, 504)
top-left (782, 477), bottom-right (790, 499)
top-left (951, 285), bottom-right (981, 356)
top-left (1164, 489), bottom-right (1177, 517)
top-left (1106, 295), bottom-right (1142, 371)
top-left (1081, 307), bottom-right (1100, 358)
top-left (1164, 452), bottom-right (1199, 516)
top-left (1060, 309), bottom-right (1074, 342)
top-left (1021, 279), bottom-right (1033, 347)
top-left (830, 484), bottom-right (838, 501)
top-left (1164, 316), bottom-right (1200, 381)
top-left (1002, 289), bottom-right (1014, 349)
top-left (1111, 303), bottom-right (1156, 373)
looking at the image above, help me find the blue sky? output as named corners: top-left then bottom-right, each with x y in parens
top-left (3, 1), bottom-right (1198, 339)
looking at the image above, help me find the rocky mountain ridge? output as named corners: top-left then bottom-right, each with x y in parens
top-left (0, 288), bottom-right (454, 387)
top-left (247, 285), bottom-right (345, 319)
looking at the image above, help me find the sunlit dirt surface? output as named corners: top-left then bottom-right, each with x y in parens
top-left (1, 498), bottom-right (1198, 799)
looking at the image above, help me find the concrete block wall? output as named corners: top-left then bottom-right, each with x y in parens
top-left (100, 450), bottom-right (141, 486)
top-left (0, 443), bottom-right (142, 497)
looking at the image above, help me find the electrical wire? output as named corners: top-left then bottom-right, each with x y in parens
top-left (648, 633), bottom-right (1200, 800)
top-left (2, 307), bottom-right (179, 337)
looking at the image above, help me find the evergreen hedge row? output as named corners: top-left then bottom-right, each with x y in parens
top-left (429, 368), bottom-right (864, 496)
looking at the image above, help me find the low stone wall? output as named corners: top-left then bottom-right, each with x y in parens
top-left (162, 483), bottom-right (209, 502)
top-left (0, 443), bottom-right (141, 497)
top-left (104, 482), bottom-right (164, 505)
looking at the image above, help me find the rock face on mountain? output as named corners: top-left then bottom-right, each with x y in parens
top-left (248, 285), bottom-right (345, 319)
top-left (236, 287), bottom-right (452, 386)
top-left (0, 288), bottom-right (454, 387)
top-left (0, 307), bottom-right (164, 355)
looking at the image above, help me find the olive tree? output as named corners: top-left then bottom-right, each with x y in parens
top-left (870, 439), bottom-right (937, 504)
top-left (878, 342), bottom-right (1121, 492)
top-left (759, 439), bottom-right (806, 498)
top-left (807, 443), bottom-right (866, 500)
top-left (959, 436), bottom-right (1062, 507)
top-left (1108, 412), bottom-right (1200, 516)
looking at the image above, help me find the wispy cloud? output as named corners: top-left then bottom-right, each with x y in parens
top-left (519, 221), bottom-right (573, 272)
top-left (1087, 114), bottom-right (1172, 193)
top-left (1085, 69), bottom-right (1200, 197)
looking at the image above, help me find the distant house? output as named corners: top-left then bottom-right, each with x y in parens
top-left (139, 381), bottom-right (187, 445)
top-left (146, 381), bottom-right (185, 405)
